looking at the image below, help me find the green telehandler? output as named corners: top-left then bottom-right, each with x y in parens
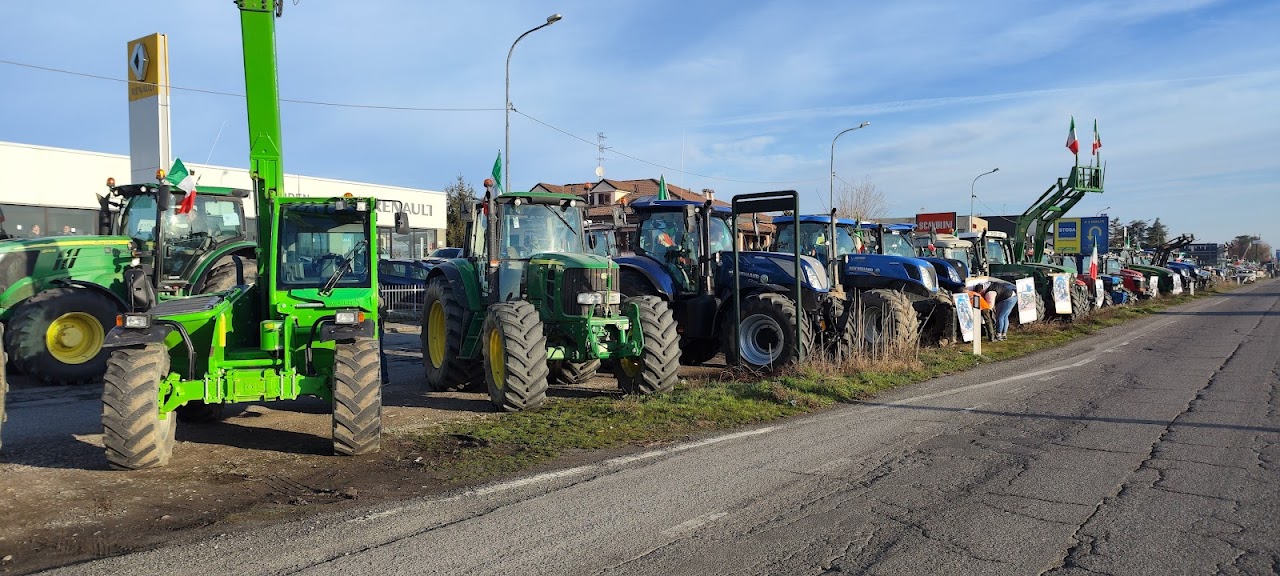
top-left (0, 180), bottom-right (255, 386)
top-left (420, 180), bottom-right (681, 412)
top-left (99, 0), bottom-right (407, 469)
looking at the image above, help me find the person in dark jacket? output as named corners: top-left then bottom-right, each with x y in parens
top-left (971, 278), bottom-right (1017, 341)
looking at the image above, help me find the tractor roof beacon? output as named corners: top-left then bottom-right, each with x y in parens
top-left (98, 0), bottom-right (409, 470)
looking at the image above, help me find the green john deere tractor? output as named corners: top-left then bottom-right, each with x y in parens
top-left (421, 180), bottom-right (681, 412)
top-left (98, 0), bottom-right (406, 469)
top-left (0, 178), bottom-right (255, 386)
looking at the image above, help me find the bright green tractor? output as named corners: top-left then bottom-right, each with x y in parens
top-left (421, 181), bottom-right (680, 412)
top-left (98, 0), bottom-right (406, 469)
top-left (0, 178), bottom-right (255, 386)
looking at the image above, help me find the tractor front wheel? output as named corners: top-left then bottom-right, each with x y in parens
top-left (616, 296), bottom-right (680, 395)
top-left (1069, 283), bottom-right (1091, 322)
top-left (858, 290), bottom-right (920, 352)
top-left (101, 343), bottom-right (175, 470)
top-left (5, 288), bottom-right (123, 385)
top-left (724, 293), bottom-right (813, 371)
top-left (482, 302), bottom-right (549, 412)
top-left (422, 278), bottom-right (481, 392)
top-left (332, 338), bottom-right (382, 456)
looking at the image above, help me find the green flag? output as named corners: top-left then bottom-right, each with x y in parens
top-left (657, 174), bottom-right (668, 200)
top-left (490, 152), bottom-right (503, 193)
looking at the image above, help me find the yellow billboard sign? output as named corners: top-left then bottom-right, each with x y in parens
top-left (127, 34), bottom-right (169, 102)
top-left (1054, 217), bottom-right (1082, 254)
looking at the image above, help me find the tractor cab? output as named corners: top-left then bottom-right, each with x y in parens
top-left (631, 198), bottom-right (734, 294)
top-left (103, 179), bottom-right (254, 296)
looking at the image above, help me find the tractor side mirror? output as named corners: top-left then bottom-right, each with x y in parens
top-left (394, 211), bottom-right (410, 235)
top-left (156, 183), bottom-right (172, 212)
top-left (460, 200), bottom-right (475, 223)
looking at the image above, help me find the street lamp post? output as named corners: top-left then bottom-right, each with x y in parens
top-left (829, 122), bottom-right (871, 219)
top-left (968, 167), bottom-right (999, 231)
top-left (827, 122), bottom-right (870, 279)
top-left (505, 13), bottom-right (562, 194)
top-left (1095, 206), bottom-right (1111, 217)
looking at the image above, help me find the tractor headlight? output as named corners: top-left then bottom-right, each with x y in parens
top-left (576, 292), bottom-right (604, 305)
top-left (335, 309), bottom-right (364, 325)
top-left (606, 291), bottom-right (621, 305)
top-left (801, 260), bottom-right (829, 290)
top-left (118, 313), bottom-right (151, 329)
top-left (919, 265), bottom-right (939, 292)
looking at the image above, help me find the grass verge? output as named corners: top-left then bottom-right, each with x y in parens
top-left (403, 283), bottom-right (1238, 483)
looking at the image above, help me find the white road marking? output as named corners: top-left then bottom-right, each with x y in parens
top-left (661, 511), bottom-right (728, 538)
top-left (604, 426), bottom-right (778, 467)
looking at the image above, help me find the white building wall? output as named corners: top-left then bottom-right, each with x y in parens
top-left (0, 141), bottom-right (445, 231)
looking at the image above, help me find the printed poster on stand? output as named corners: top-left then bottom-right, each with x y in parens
top-left (1094, 279), bottom-right (1104, 307)
top-left (1051, 273), bottom-right (1073, 314)
top-left (1172, 274), bottom-right (1183, 295)
top-left (1016, 277), bottom-right (1038, 324)
top-left (1149, 276), bottom-right (1159, 297)
top-left (954, 293), bottom-right (975, 343)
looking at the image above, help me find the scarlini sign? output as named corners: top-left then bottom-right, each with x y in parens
top-left (915, 212), bottom-right (957, 233)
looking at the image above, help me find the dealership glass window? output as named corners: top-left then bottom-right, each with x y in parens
top-left (46, 208), bottom-right (96, 236)
top-left (0, 204), bottom-right (48, 238)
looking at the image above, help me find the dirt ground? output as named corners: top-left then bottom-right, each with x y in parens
top-left (0, 323), bottom-right (724, 574)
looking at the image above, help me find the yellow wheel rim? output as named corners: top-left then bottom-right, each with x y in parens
top-left (45, 312), bottom-right (104, 365)
top-left (620, 357), bottom-right (641, 377)
top-left (488, 328), bottom-right (505, 389)
top-left (427, 301), bottom-right (446, 369)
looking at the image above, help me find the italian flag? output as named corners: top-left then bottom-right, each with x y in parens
top-left (1091, 119), bottom-right (1102, 155)
top-left (166, 158), bottom-right (198, 214)
top-left (1065, 116), bottom-right (1079, 155)
top-left (1089, 242), bottom-right (1099, 280)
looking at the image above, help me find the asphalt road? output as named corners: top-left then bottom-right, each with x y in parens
top-left (46, 281), bottom-right (1280, 575)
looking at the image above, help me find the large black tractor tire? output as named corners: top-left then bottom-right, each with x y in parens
top-left (1101, 289), bottom-right (1115, 308)
top-left (197, 256), bottom-right (258, 294)
top-left (332, 338), bottom-right (382, 456)
top-left (5, 288), bottom-right (124, 386)
top-left (678, 337), bottom-right (720, 366)
top-left (1117, 287), bottom-right (1136, 306)
top-left (827, 299), bottom-right (859, 364)
top-left (101, 343), bottom-right (176, 470)
top-left (0, 324), bottom-right (7, 452)
top-left (1069, 283), bottom-right (1092, 322)
top-left (724, 293), bottom-right (813, 371)
top-left (551, 359), bottom-right (601, 386)
top-left (857, 289), bottom-right (920, 352)
top-left (1034, 291), bottom-right (1048, 322)
top-left (616, 296), bottom-right (681, 395)
top-left (422, 278), bottom-right (482, 392)
top-left (482, 301), bottom-right (550, 412)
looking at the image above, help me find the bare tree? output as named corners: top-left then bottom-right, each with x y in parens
top-left (833, 175), bottom-right (888, 221)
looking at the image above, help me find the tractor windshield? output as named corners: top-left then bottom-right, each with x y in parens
top-left (986, 239), bottom-right (1010, 265)
top-left (277, 204), bottom-right (372, 290)
top-left (501, 202), bottom-right (583, 259)
top-left (939, 247), bottom-right (970, 262)
top-left (774, 222), bottom-right (855, 260)
top-left (880, 233), bottom-right (916, 258)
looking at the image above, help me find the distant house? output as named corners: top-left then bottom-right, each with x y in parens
top-left (532, 178), bottom-right (774, 252)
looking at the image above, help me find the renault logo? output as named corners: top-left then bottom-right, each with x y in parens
top-left (129, 43), bottom-right (149, 81)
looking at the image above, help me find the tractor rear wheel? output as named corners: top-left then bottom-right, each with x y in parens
top-left (422, 278), bottom-right (481, 392)
top-left (332, 338), bottom-right (382, 456)
top-left (1102, 289), bottom-right (1115, 308)
top-left (858, 289), bottom-right (920, 351)
top-left (724, 293), bottom-right (813, 371)
top-left (101, 343), bottom-right (175, 470)
top-left (616, 296), bottom-right (680, 395)
top-left (1069, 283), bottom-right (1091, 322)
top-left (198, 256), bottom-right (258, 293)
top-left (551, 359), bottom-right (601, 386)
top-left (482, 302), bottom-right (549, 412)
top-left (6, 288), bottom-right (124, 386)
top-left (1034, 291), bottom-right (1047, 322)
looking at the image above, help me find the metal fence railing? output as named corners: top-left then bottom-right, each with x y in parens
top-left (380, 285), bottom-right (426, 323)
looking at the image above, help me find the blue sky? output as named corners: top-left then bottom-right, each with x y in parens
top-left (2, 0), bottom-right (1277, 246)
